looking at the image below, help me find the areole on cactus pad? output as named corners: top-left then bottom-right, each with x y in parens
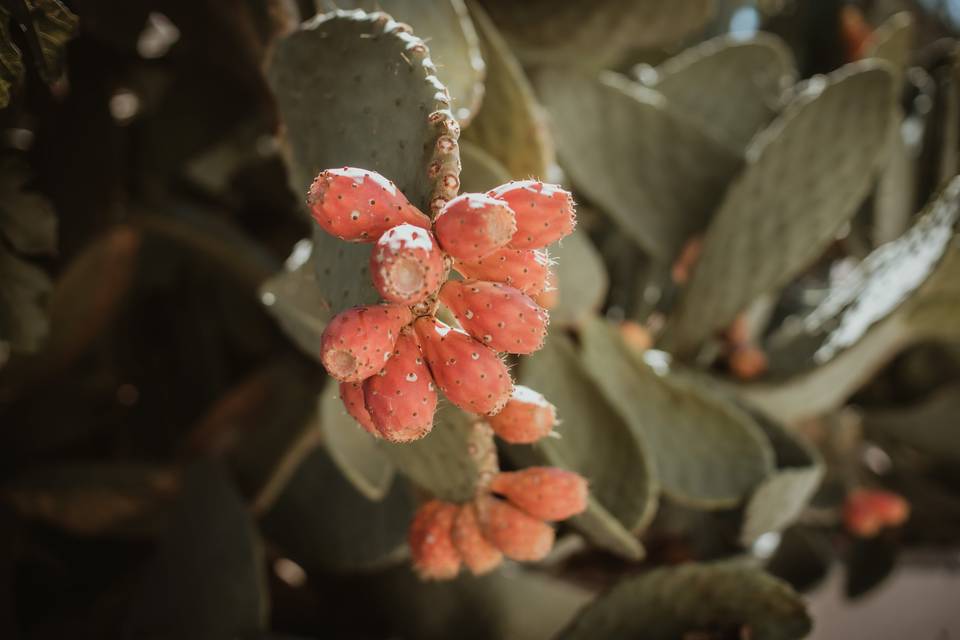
top-left (310, 164), bottom-right (584, 580)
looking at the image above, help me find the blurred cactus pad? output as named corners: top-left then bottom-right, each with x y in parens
top-left (2, 0), bottom-right (960, 638)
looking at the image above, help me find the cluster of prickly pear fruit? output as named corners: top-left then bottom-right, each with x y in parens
top-left (409, 467), bottom-right (588, 580)
top-left (313, 167), bottom-right (575, 442)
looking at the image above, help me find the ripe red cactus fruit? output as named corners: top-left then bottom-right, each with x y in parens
top-left (363, 329), bottom-right (438, 442)
top-left (320, 304), bottom-right (413, 383)
top-left (408, 500), bottom-right (462, 580)
top-left (438, 280), bottom-right (548, 355)
top-left (488, 385), bottom-right (557, 444)
top-left (308, 167), bottom-right (431, 242)
top-left (487, 180), bottom-right (575, 250)
top-left (476, 494), bottom-right (555, 562)
top-left (451, 502), bottom-right (503, 575)
top-left (729, 345), bottom-right (768, 381)
top-left (413, 316), bottom-right (513, 415)
top-left (844, 489), bottom-right (910, 538)
top-left (454, 247), bottom-right (551, 296)
top-left (433, 192), bottom-right (517, 262)
top-left (338, 381), bottom-right (379, 438)
top-left (490, 467), bottom-right (589, 521)
top-left (370, 224), bottom-right (445, 306)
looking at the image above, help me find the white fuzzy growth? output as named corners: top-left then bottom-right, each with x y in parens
top-left (447, 192), bottom-right (505, 211)
top-left (432, 322), bottom-right (452, 338)
top-left (406, 372), bottom-right (418, 382)
top-left (512, 385), bottom-right (550, 407)
top-left (488, 180), bottom-right (565, 198)
top-left (332, 167), bottom-right (397, 195)
top-left (381, 223), bottom-right (435, 252)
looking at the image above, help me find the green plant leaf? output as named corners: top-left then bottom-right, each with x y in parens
top-left (378, 403), bottom-right (486, 503)
top-left (259, 240), bottom-right (330, 360)
top-left (736, 176), bottom-right (960, 423)
top-left (267, 9), bottom-right (460, 314)
top-left (459, 140), bottom-right (511, 192)
top-left (740, 416), bottom-right (824, 546)
top-left (845, 534), bottom-right (898, 599)
top-left (320, 379), bottom-right (397, 501)
top-left (260, 447), bottom-right (413, 573)
top-left (477, 0), bottom-right (714, 69)
top-left (359, 565), bottom-right (593, 640)
top-left (863, 382), bottom-right (960, 463)
top-left (550, 230), bottom-right (607, 329)
top-left (126, 460), bottom-right (268, 638)
top-left (332, 0), bottom-right (485, 125)
top-left (579, 317), bottom-right (774, 508)
top-left (462, 1), bottom-right (553, 179)
top-left (662, 61), bottom-right (896, 356)
top-left (536, 69), bottom-right (742, 261)
top-left (867, 11), bottom-right (914, 91)
top-left (0, 245), bottom-right (50, 353)
top-left (0, 158), bottom-right (57, 255)
top-left (515, 332), bottom-right (656, 559)
top-left (559, 561), bottom-right (811, 640)
top-left (638, 33), bottom-right (796, 151)
top-left (26, 0), bottom-right (79, 83)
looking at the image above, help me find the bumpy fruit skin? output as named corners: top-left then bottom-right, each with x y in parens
top-left (488, 181), bottom-right (575, 250)
top-left (490, 467), bottom-right (588, 521)
top-left (413, 316), bottom-right (513, 415)
top-left (488, 385), bottom-right (556, 444)
top-left (409, 501), bottom-right (462, 580)
top-left (454, 247), bottom-right (551, 296)
top-left (476, 495), bottom-right (554, 561)
top-left (339, 381), bottom-right (379, 437)
top-left (320, 304), bottom-right (413, 383)
top-left (364, 329), bottom-right (438, 442)
top-left (308, 168), bottom-right (431, 242)
top-left (439, 280), bottom-right (548, 355)
top-left (844, 489), bottom-right (910, 538)
top-left (370, 224), bottom-right (445, 306)
top-left (451, 503), bottom-right (503, 575)
top-left (433, 193), bottom-right (517, 262)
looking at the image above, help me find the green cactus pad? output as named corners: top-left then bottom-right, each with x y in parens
top-left (663, 61), bottom-right (896, 356)
top-left (258, 240), bottom-right (331, 358)
top-left (320, 381), bottom-right (397, 501)
top-left (268, 10), bottom-right (460, 314)
top-left (638, 33), bottom-right (796, 151)
top-left (332, 0), bottom-right (486, 125)
top-left (559, 562), bottom-right (810, 640)
top-left (864, 382), bottom-right (960, 464)
top-left (378, 403), bottom-right (488, 503)
top-left (477, 0), bottom-right (713, 69)
top-left (579, 317), bottom-right (775, 508)
top-left (462, 1), bottom-right (553, 179)
top-left (260, 447), bottom-right (413, 572)
top-left (733, 177), bottom-right (960, 423)
top-left (516, 332), bottom-right (656, 559)
top-left (739, 416), bottom-right (823, 546)
top-left (459, 141), bottom-right (511, 192)
top-left (536, 69), bottom-right (742, 261)
top-left (867, 11), bottom-right (914, 91)
top-left (549, 230), bottom-right (608, 329)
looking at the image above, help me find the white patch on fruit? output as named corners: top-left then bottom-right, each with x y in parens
top-left (332, 167), bottom-right (397, 195)
top-left (512, 384), bottom-right (551, 408)
top-left (380, 223), bottom-right (434, 252)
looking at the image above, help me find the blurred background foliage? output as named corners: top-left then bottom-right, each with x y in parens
top-left (1, 0), bottom-right (960, 638)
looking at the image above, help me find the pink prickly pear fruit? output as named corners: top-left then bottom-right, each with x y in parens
top-left (438, 280), bottom-right (548, 355)
top-left (370, 224), bottom-right (445, 306)
top-left (454, 247), bottom-right (551, 296)
top-left (476, 494), bottom-right (554, 562)
top-left (308, 167), bottom-right (431, 242)
top-left (433, 192), bottom-right (517, 262)
top-left (408, 500), bottom-right (462, 580)
top-left (339, 381), bottom-right (379, 438)
top-left (490, 467), bottom-right (588, 521)
top-left (487, 181), bottom-right (575, 250)
top-left (320, 304), bottom-right (413, 383)
top-left (363, 329), bottom-right (438, 442)
top-left (451, 502), bottom-right (503, 575)
top-left (488, 385), bottom-right (557, 444)
top-left (413, 316), bottom-right (513, 415)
